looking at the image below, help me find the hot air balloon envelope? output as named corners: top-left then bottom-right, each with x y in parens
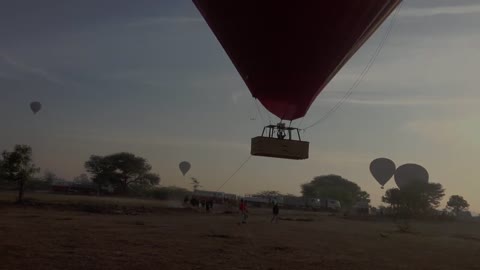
top-left (394, 163), bottom-right (429, 190)
top-left (30, 102), bottom-right (42, 114)
top-left (370, 158), bottom-right (396, 188)
top-left (179, 161), bottom-right (191, 176)
top-left (193, 0), bottom-right (402, 120)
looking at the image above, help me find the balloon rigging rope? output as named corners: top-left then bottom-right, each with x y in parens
top-left (252, 98), bottom-right (266, 124)
top-left (215, 155), bottom-right (252, 192)
top-left (301, 2), bottom-right (403, 131)
top-left (257, 99), bottom-right (273, 125)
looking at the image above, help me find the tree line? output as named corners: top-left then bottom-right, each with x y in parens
top-left (0, 145), bottom-right (166, 202)
top-left (0, 144), bottom-right (473, 218)
top-left (253, 176), bottom-right (471, 218)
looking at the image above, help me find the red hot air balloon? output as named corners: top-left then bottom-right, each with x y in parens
top-left (194, 0), bottom-right (402, 159)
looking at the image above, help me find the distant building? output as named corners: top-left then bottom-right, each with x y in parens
top-left (353, 201), bottom-right (371, 215)
top-left (280, 196), bottom-right (341, 212)
top-left (192, 190), bottom-right (238, 204)
top-left (51, 181), bottom-right (112, 195)
top-left (243, 196), bottom-right (270, 207)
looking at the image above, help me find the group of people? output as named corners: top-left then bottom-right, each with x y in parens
top-left (238, 199), bottom-right (280, 224)
top-left (183, 196), bottom-right (281, 222)
top-left (184, 196), bottom-right (214, 213)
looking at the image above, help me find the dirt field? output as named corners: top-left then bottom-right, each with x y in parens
top-left (1, 193), bottom-right (480, 270)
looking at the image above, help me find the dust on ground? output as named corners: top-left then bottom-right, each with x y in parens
top-left (1, 195), bottom-right (480, 270)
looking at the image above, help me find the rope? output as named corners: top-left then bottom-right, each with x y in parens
top-left (252, 99), bottom-right (266, 124)
top-left (301, 3), bottom-right (403, 131)
top-left (215, 155), bottom-right (252, 192)
top-left (257, 99), bottom-right (273, 125)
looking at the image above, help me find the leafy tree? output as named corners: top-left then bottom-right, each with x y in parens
top-left (85, 153), bottom-right (160, 194)
top-left (358, 191), bottom-right (371, 203)
top-left (447, 195), bottom-right (469, 216)
top-left (0, 145), bottom-right (40, 203)
top-left (382, 182), bottom-right (445, 216)
top-left (85, 155), bottom-right (114, 194)
top-left (403, 182), bottom-right (444, 215)
top-left (382, 188), bottom-right (402, 210)
top-left (301, 175), bottom-right (370, 209)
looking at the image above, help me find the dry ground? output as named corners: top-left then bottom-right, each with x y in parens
top-left (1, 192), bottom-right (479, 270)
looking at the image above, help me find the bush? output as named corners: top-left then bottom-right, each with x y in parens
top-left (25, 178), bottom-right (51, 191)
top-left (150, 186), bottom-right (191, 200)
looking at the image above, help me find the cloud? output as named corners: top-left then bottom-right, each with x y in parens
top-left (404, 119), bottom-right (459, 146)
top-left (401, 4), bottom-right (480, 17)
top-left (51, 130), bottom-right (250, 152)
top-left (404, 116), bottom-right (480, 149)
top-left (321, 96), bottom-right (480, 107)
top-left (128, 16), bottom-right (203, 27)
top-left (0, 53), bottom-right (65, 86)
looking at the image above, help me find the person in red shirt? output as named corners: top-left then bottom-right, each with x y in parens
top-left (239, 199), bottom-right (248, 224)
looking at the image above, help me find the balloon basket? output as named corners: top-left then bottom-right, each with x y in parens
top-left (251, 124), bottom-right (309, 160)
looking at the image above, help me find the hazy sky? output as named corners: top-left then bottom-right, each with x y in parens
top-left (1, 0), bottom-right (480, 212)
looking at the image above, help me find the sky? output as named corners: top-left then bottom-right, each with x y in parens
top-left (1, 0), bottom-right (480, 213)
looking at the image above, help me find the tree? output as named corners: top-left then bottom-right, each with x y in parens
top-left (85, 155), bottom-right (114, 194)
top-left (382, 188), bottom-right (402, 210)
top-left (301, 175), bottom-right (370, 209)
top-left (358, 191), bottom-right (371, 203)
top-left (403, 182), bottom-right (444, 215)
top-left (43, 171), bottom-right (58, 184)
top-left (0, 145), bottom-right (40, 203)
top-left (382, 182), bottom-right (445, 216)
top-left (151, 186), bottom-right (192, 200)
top-left (190, 177), bottom-right (201, 191)
top-left (447, 195), bottom-right (469, 216)
top-left (73, 173), bottom-right (91, 185)
top-left (85, 152), bottom-right (160, 194)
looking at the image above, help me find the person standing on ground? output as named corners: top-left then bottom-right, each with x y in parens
top-left (239, 199), bottom-right (248, 224)
top-left (206, 199), bottom-right (213, 213)
top-left (271, 201), bottom-right (279, 223)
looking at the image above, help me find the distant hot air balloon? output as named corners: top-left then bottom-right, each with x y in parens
top-left (394, 164), bottom-right (429, 190)
top-left (30, 101), bottom-right (42, 114)
top-left (194, 0), bottom-right (402, 160)
top-left (179, 161), bottom-right (191, 176)
top-left (370, 158), bottom-right (396, 189)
